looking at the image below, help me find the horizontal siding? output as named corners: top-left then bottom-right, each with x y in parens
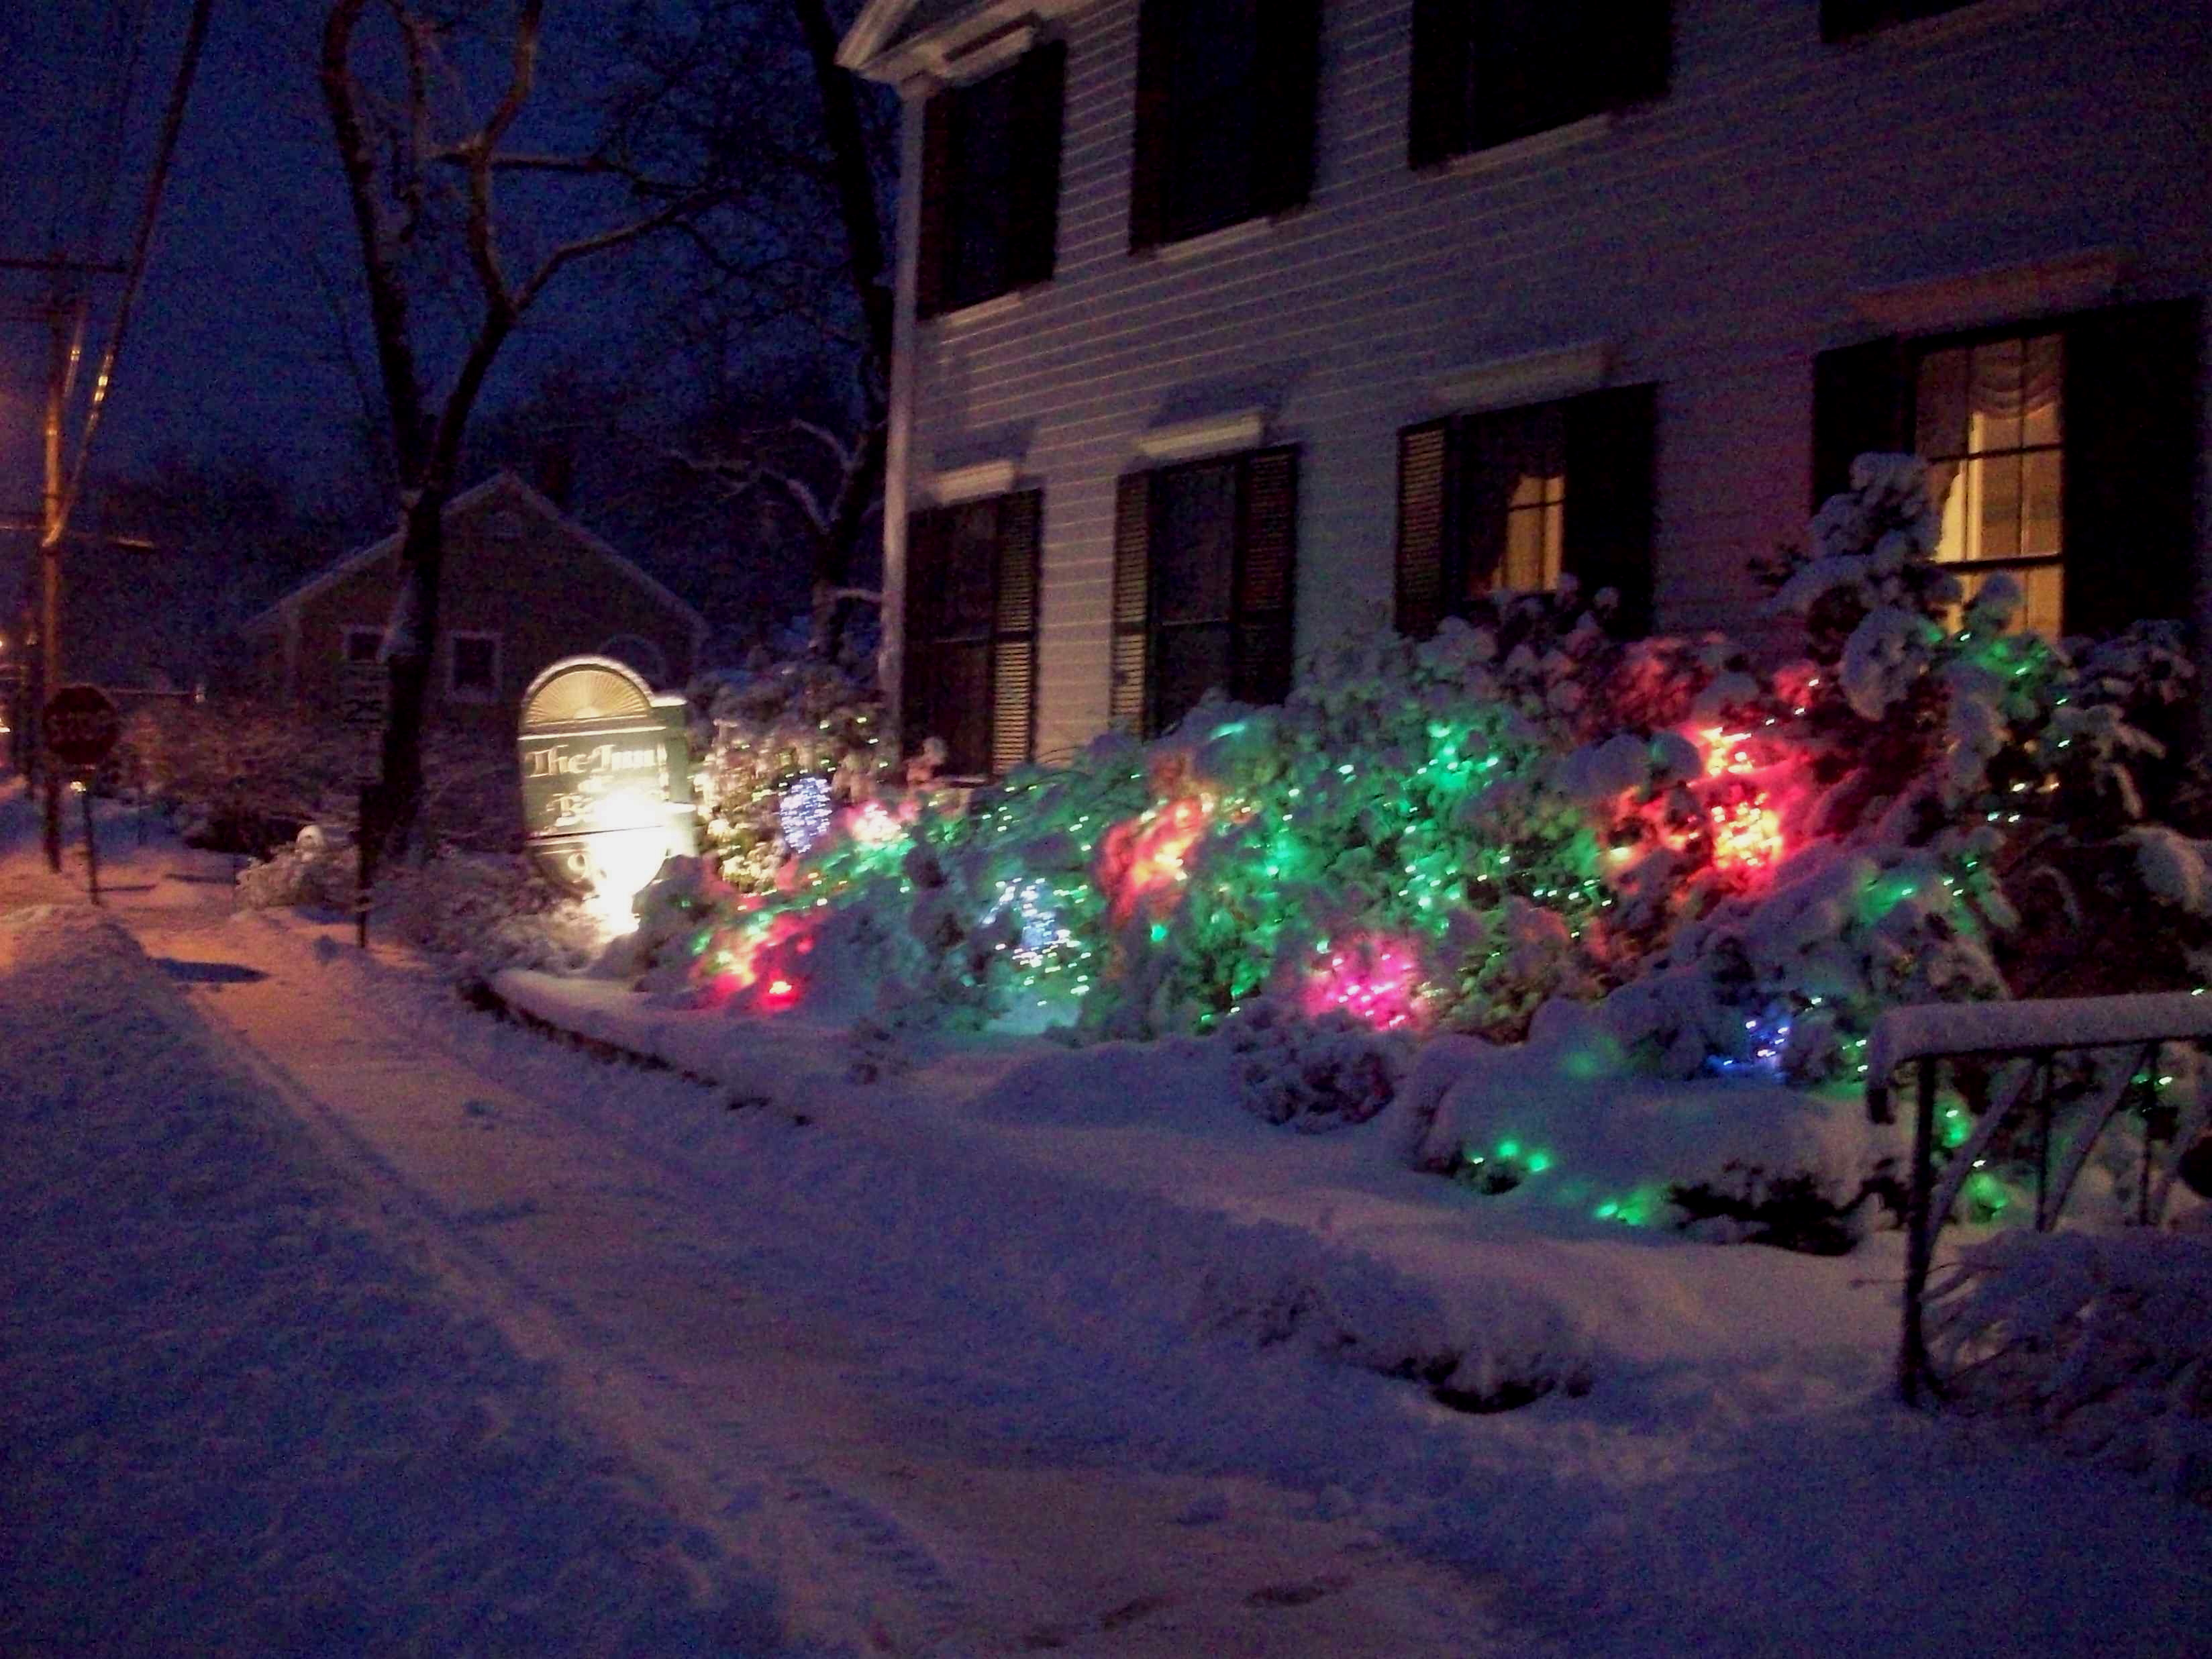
top-left (899, 0), bottom-right (2212, 760)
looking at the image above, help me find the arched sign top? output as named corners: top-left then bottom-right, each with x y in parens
top-left (520, 654), bottom-right (654, 731)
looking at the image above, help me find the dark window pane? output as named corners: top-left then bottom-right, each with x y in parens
top-left (1153, 462), bottom-right (1239, 623)
top-left (1470, 0), bottom-right (1599, 148)
top-left (1163, 0), bottom-right (1258, 239)
top-left (911, 640), bottom-right (993, 776)
top-left (453, 637), bottom-right (496, 691)
top-left (938, 499), bottom-right (1001, 635)
top-left (345, 630), bottom-right (381, 663)
top-left (946, 67), bottom-right (1019, 309)
top-left (1155, 623), bottom-right (1234, 734)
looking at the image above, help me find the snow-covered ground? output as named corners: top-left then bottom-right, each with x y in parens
top-left (5, 776), bottom-right (2211, 1656)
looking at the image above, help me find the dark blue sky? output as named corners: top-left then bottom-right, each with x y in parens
top-left (0, 0), bottom-right (677, 518)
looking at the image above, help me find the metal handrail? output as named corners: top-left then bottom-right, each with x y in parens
top-left (1865, 993), bottom-right (2212, 1404)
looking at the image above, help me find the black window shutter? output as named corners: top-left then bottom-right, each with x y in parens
top-left (1562, 383), bottom-right (1658, 637)
top-left (1234, 447), bottom-right (1299, 705)
top-left (1809, 337), bottom-right (1908, 511)
top-left (991, 489), bottom-right (1044, 773)
top-left (1396, 421), bottom-right (1452, 638)
top-left (916, 91), bottom-right (954, 319)
top-left (1407, 0), bottom-right (1472, 168)
top-left (1128, 0), bottom-right (1173, 252)
top-left (1110, 472), bottom-right (1153, 732)
top-left (1253, 0), bottom-right (1322, 216)
top-left (901, 507), bottom-right (948, 751)
top-left (1601, 1), bottom-right (1673, 107)
top-left (1007, 44), bottom-right (1066, 290)
top-left (2062, 298), bottom-right (2203, 638)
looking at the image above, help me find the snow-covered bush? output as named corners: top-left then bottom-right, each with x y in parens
top-left (693, 642), bottom-right (887, 892)
top-left (235, 824), bottom-right (356, 911)
top-left (379, 852), bottom-right (605, 981)
top-left (632, 451), bottom-right (2199, 1106)
top-left (1218, 999), bottom-right (1405, 1132)
top-left (1929, 1229), bottom-right (2212, 1502)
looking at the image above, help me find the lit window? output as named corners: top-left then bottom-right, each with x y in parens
top-left (1915, 332), bottom-right (2064, 635)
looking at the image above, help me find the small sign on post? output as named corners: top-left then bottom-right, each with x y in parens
top-left (43, 685), bottom-right (121, 905)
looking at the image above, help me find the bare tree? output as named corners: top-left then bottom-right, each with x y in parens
top-left (319, 0), bottom-right (721, 852)
top-left (623, 0), bottom-right (896, 657)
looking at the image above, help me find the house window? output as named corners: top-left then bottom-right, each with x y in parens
top-left (1820, 1), bottom-right (1977, 42)
top-left (1111, 448), bottom-right (1298, 738)
top-left (917, 44), bottom-right (1066, 318)
top-left (342, 625), bottom-right (383, 664)
top-left (1396, 386), bottom-right (1657, 638)
top-left (1129, 0), bottom-right (1320, 251)
top-left (1811, 299), bottom-right (2202, 640)
top-left (448, 632), bottom-right (501, 701)
top-left (903, 490), bottom-right (1042, 778)
top-left (1408, 1), bottom-right (1672, 167)
top-left (1915, 332), bottom-right (2064, 635)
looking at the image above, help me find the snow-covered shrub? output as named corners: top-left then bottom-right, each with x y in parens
top-left (693, 642), bottom-right (887, 892)
top-left (235, 824), bottom-right (356, 911)
top-left (379, 852), bottom-right (605, 981)
top-left (1218, 999), bottom-right (1405, 1132)
top-left (1929, 1229), bottom-right (2212, 1502)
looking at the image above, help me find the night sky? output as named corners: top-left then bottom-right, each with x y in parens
top-left (1, 0), bottom-right (671, 520)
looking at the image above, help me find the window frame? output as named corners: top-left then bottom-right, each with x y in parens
top-left (1111, 446), bottom-right (1300, 739)
top-left (901, 489), bottom-right (1043, 780)
top-left (1408, 0), bottom-right (1672, 170)
top-left (1397, 385), bottom-right (1658, 640)
top-left (1129, 0), bottom-right (1319, 253)
top-left (1810, 297), bottom-right (2203, 641)
top-left (917, 42), bottom-right (1066, 321)
top-left (446, 630), bottom-right (502, 703)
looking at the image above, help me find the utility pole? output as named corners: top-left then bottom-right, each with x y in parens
top-left (1, 256), bottom-right (123, 869)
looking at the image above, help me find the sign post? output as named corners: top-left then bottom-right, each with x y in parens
top-left (42, 683), bottom-right (121, 905)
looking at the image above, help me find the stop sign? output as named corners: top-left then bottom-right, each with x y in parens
top-left (44, 684), bottom-right (122, 770)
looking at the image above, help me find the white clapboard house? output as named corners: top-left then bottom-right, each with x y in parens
top-left (838, 0), bottom-right (2211, 776)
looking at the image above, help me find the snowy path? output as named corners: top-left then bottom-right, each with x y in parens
top-left (138, 907), bottom-right (1514, 1658)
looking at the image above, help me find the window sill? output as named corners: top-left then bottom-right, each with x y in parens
top-left (926, 287), bottom-right (1028, 330)
top-left (1146, 215), bottom-right (1276, 264)
top-left (1434, 113), bottom-right (1613, 179)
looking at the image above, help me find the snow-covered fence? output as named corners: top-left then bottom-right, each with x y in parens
top-left (1866, 992), bottom-right (2212, 1403)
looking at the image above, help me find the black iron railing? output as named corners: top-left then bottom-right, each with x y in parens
top-left (1865, 992), bottom-right (2212, 1403)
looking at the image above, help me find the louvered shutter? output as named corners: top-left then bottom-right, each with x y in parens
top-left (991, 489), bottom-right (1043, 773)
top-left (1254, 0), bottom-right (1322, 216)
top-left (1396, 421), bottom-right (1452, 637)
top-left (1234, 448), bottom-right (1299, 705)
top-left (901, 508), bottom-right (947, 752)
top-left (1007, 43), bottom-right (1066, 290)
top-left (915, 90), bottom-right (955, 319)
top-left (1128, 0), bottom-right (1174, 251)
top-left (1110, 472), bottom-right (1153, 732)
top-left (1601, 1), bottom-right (1673, 106)
top-left (1562, 384), bottom-right (1658, 638)
top-left (1407, 0), bottom-right (1472, 168)
top-left (2062, 298), bottom-right (2203, 638)
top-left (1810, 337), bottom-right (1909, 511)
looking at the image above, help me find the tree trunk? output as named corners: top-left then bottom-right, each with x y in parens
top-left (379, 485), bottom-right (448, 856)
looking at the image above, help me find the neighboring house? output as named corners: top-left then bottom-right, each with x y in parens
top-left (244, 472), bottom-right (710, 725)
top-left (839, 0), bottom-right (2212, 778)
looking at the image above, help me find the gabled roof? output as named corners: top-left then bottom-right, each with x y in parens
top-left (838, 0), bottom-right (1086, 82)
top-left (242, 471), bottom-right (709, 648)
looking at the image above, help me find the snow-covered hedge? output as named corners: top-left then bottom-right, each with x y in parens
top-left (643, 456), bottom-right (2193, 1102)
